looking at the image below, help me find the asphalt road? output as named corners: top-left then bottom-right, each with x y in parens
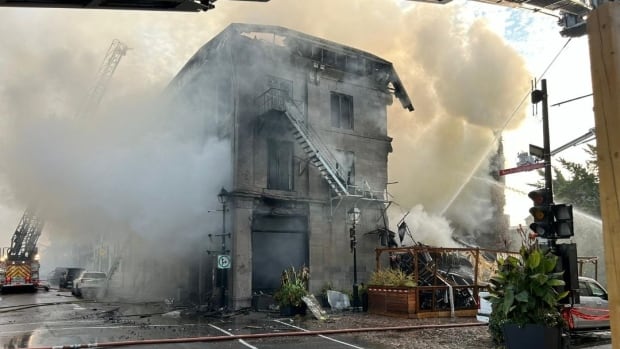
top-left (0, 289), bottom-right (383, 349)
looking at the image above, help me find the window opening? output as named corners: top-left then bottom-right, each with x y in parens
top-left (268, 140), bottom-right (294, 191)
top-left (330, 92), bottom-right (354, 130)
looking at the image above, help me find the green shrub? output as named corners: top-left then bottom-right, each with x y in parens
top-left (369, 268), bottom-right (416, 287)
top-left (274, 266), bottom-right (309, 307)
top-left (486, 236), bottom-right (568, 344)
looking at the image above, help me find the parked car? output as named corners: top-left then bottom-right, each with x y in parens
top-left (477, 276), bottom-right (610, 331)
top-left (49, 267), bottom-right (85, 289)
top-left (72, 271), bottom-right (107, 298)
top-left (570, 276), bottom-right (610, 330)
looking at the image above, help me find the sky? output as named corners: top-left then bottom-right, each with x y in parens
top-left (0, 0), bottom-right (597, 250)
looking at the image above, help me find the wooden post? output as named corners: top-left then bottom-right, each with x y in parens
top-left (588, 3), bottom-right (620, 345)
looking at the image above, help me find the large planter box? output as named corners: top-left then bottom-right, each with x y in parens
top-left (368, 285), bottom-right (479, 318)
top-left (368, 286), bottom-right (416, 318)
top-left (503, 323), bottom-right (562, 349)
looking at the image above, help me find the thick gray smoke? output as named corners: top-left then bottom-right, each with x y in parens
top-left (0, 0), bottom-right (534, 296)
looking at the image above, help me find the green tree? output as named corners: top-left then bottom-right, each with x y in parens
top-left (535, 144), bottom-right (600, 217)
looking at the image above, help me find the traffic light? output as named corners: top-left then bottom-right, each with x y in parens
top-left (553, 204), bottom-right (574, 238)
top-left (528, 188), bottom-right (555, 239)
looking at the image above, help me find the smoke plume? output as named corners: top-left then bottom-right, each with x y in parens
top-left (0, 0), bottom-right (533, 295)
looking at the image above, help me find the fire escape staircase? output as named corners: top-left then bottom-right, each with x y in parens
top-left (256, 88), bottom-right (391, 218)
top-left (282, 100), bottom-right (350, 197)
top-left (257, 88), bottom-right (350, 198)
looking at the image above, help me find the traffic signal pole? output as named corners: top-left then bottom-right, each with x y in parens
top-left (532, 79), bottom-right (553, 198)
top-left (531, 80), bottom-right (556, 249)
top-left (540, 80), bottom-right (554, 197)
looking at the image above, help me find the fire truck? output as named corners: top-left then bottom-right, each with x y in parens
top-left (0, 209), bottom-right (44, 292)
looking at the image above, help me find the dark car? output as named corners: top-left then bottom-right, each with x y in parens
top-left (49, 267), bottom-right (85, 289)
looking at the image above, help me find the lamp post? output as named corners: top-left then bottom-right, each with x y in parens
top-left (217, 187), bottom-right (229, 308)
top-left (347, 207), bottom-right (361, 309)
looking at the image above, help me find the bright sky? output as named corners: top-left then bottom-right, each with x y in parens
top-left (468, 4), bottom-right (595, 226)
top-left (0, 0), bottom-right (597, 246)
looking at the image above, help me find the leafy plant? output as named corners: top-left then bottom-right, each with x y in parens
top-left (486, 229), bottom-right (568, 344)
top-left (274, 266), bottom-right (309, 307)
top-left (369, 268), bottom-right (416, 287)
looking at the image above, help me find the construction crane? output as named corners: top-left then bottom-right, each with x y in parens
top-left (76, 39), bottom-right (129, 118)
top-left (0, 0), bottom-right (268, 12)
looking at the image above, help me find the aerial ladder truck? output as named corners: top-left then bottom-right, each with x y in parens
top-left (0, 209), bottom-right (45, 291)
top-left (0, 40), bottom-right (128, 292)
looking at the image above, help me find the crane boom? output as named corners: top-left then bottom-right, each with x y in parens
top-left (3, 39), bottom-right (128, 283)
top-left (7, 208), bottom-right (44, 260)
top-left (76, 39), bottom-right (128, 118)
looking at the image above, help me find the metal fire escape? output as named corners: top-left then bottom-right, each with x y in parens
top-left (285, 100), bottom-right (350, 197)
top-left (257, 88), bottom-right (350, 197)
top-left (76, 39), bottom-right (129, 119)
top-left (7, 208), bottom-right (44, 261)
top-left (256, 88), bottom-right (389, 218)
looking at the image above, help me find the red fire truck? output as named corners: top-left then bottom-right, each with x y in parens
top-left (0, 209), bottom-right (44, 292)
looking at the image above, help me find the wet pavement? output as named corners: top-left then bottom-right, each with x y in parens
top-left (0, 289), bottom-right (381, 349)
top-left (0, 289), bottom-right (612, 349)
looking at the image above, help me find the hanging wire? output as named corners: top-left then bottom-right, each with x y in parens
top-left (497, 37), bottom-right (573, 135)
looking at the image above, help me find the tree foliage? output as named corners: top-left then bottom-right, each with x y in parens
top-left (535, 144), bottom-right (600, 217)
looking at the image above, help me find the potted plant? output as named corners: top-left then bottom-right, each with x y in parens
top-left (487, 230), bottom-right (568, 349)
top-left (274, 265), bottom-right (309, 316)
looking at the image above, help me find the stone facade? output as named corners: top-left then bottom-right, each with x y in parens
top-left (169, 23), bottom-right (413, 309)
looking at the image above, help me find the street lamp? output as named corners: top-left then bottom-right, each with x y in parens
top-left (217, 187), bottom-right (229, 308)
top-left (347, 207), bottom-right (361, 309)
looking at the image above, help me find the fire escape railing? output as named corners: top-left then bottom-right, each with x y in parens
top-left (256, 88), bottom-right (349, 197)
top-left (256, 88), bottom-right (388, 201)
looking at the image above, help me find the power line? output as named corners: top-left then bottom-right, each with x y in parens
top-left (497, 37), bottom-right (573, 135)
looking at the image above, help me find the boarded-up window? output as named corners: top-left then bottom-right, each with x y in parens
top-left (330, 92), bottom-right (354, 130)
top-left (268, 140), bottom-right (294, 191)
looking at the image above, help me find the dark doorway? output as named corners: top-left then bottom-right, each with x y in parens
top-left (252, 215), bottom-right (308, 292)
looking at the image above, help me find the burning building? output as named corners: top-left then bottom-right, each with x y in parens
top-left (167, 23), bottom-right (413, 309)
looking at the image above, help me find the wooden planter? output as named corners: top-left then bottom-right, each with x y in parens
top-left (367, 286), bottom-right (416, 318)
top-left (368, 285), bottom-right (479, 318)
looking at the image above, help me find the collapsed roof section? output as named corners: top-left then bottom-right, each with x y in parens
top-left (174, 23), bottom-right (414, 112)
top-left (233, 23), bottom-right (414, 112)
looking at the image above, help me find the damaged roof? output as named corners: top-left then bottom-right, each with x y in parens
top-left (176, 23), bottom-right (414, 112)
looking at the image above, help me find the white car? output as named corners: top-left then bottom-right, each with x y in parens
top-left (478, 276), bottom-right (610, 331)
top-left (72, 271), bottom-right (108, 298)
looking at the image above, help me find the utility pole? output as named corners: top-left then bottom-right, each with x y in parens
top-left (531, 79), bottom-right (553, 195)
top-left (587, 4), bottom-right (620, 346)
